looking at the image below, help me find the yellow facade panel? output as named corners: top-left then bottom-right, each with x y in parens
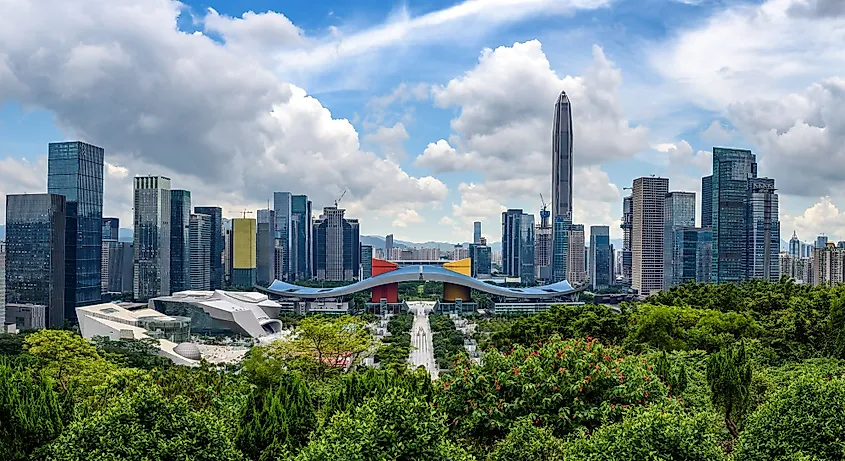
top-left (232, 218), bottom-right (256, 269)
top-left (443, 258), bottom-right (471, 276)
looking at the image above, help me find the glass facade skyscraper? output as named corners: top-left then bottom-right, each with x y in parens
top-left (189, 213), bottom-right (212, 290)
top-left (133, 176), bottom-right (171, 301)
top-left (552, 218), bottom-right (569, 283)
top-left (664, 191), bottom-right (696, 289)
top-left (273, 192), bottom-right (292, 280)
top-left (701, 175), bottom-right (713, 228)
top-left (501, 209), bottom-right (535, 285)
top-left (552, 91), bottom-right (574, 223)
top-left (102, 217), bottom-right (119, 241)
top-left (620, 196), bottom-right (633, 284)
top-left (48, 141), bottom-right (104, 322)
top-left (747, 178), bottom-right (780, 281)
top-left (169, 190), bottom-right (191, 293)
top-left (5, 194), bottom-right (67, 328)
top-left (291, 195), bottom-right (312, 281)
top-left (361, 245), bottom-right (373, 279)
top-left (256, 209), bottom-right (275, 285)
top-left (473, 221), bottom-right (482, 244)
top-left (589, 226), bottom-right (612, 290)
top-left (194, 206), bottom-right (223, 289)
top-left (712, 147), bottom-right (757, 283)
top-left (632, 176), bottom-right (669, 296)
top-left (312, 206), bottom-right (360, 282)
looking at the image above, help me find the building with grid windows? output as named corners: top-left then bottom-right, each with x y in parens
top-left (133, 176), bottom-right (171, 301)
top-left (48, 141), bottom-right (104, 322)
top-left (747, 178), bottom-right (780, 281)
top-left (664, 191), bottom-right (696, 289)
top-left (589, 226), bottom-right (613, 290)
top-left (620, 196), bottom-right (633, 284)
top-left (502, 209), bottom-right (535, 285)
top-left (189, 213), bottom-right (212, 290)
top-left (170, 190), bottom-right (191, 293)
top-left (5, 194), bottom-right (67, 328)
top-left (194, 206), bottom-right (223, 289)
top-left (312, 206), bottom-right (360, 282)
top-left (632, 176), bottom-right (669, 296)
top-left (231, 218), bottom-right (257, 287)
top-left (712, 147), bottom-right (756, 283)
top-left (291, 195), bottom-right (312, 281)
top-left (273, 192), bottom-right (292, 280)
top-left (701, 175), bottom-right (713, 227)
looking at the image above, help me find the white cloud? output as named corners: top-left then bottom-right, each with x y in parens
top-left (392, 209), bottom-right (424, 228)
top-left (783, 197), bottom-right (845, 242)
top-left (0, 0), bottom-right (447, 228)
top-left (701, 120), bottom-right (735, 144)
top-left (363, 122), bottom-right (409, 160)
top-left (203, 8), bottom-right (305, 51)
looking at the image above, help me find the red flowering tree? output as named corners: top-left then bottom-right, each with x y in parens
top-left (437, 336), bottom-right (674, 441)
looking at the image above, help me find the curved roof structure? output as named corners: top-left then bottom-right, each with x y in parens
top-left (261, 265), bottom-right (577, 300)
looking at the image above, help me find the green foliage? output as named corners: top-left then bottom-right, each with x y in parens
top-left (484, 303), bottom-right (629, 350)
top-left (319, 367), bottom-right (433, 423)
top-left (430, 313), bottom-right (467, 369)
top-left (296, 387), bottom-right (474, 461)
top-left (625, 303), bottom-right (758, 352)
top-left (707, 341), bottom-right (752, 438)
top-left (91, 336), bottom-right (172, 369)
top-left (733, 375), bottom-right (845, 461)
top-left (562, 407), bottom-right (725, 461)
top-left (237, 372), bottom-right (315, 461)
top-left (488, 418), bottom-right (566, 461)
top-left (438, 336), bottom-right (670, 441)
top-left (44, 386), bottom-right (245, 461)
top-left (375, 313), bottom-right (413, 371)
top-left (0, 360), bottom-right (68, 460)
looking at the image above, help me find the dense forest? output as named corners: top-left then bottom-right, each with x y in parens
top-left (3, 278), bottom-right (845, 460)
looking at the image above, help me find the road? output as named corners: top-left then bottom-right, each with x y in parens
top-left (407, 301), bottom-right (438, 380)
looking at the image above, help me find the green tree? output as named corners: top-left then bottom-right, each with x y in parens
top-left (24, 330), bottom-right (115, 395)
top-left (296, 387), bottom-right (474, 461)
top-left (0, 360), bottom-right (68, 460)
top-left (707, 341), bottom-right (752, 439)
top-left (237, 372), bottom-right (315, 461)
top-left (562, 406), bottom-right (725, 461)
top-left (266, 315), bottom-right (376, 377)
top-left (488, 419), bottom-right (566, 461)
top-left (45, 386), bottom-right (245, 461)
top-left (91, 336), bottom-right (172, 369)
top-left (733, 375), bottom-right (845, 461)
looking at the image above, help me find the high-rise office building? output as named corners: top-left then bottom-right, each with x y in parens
top-left (291, 195), bottom-right (312, 281)
top-left (223, 218), bottom-right (232, 283)
top-left (230, 218), bottom-right (257, 287)
top-left (712, 147), bottom-right (756, 283)
top-left (256, 209), bottom-right (275, 285)
top-left (747, 178), bottom-right (780, 281)
top-left (102, 241), bottom-right (133, 294)
top-left (668, 227), bottom-right (713, 285)
top-left (312, 206), bottom-right (360, 282)
top-left (102, 217), bottom-right (119, 241)
top-left (469, 243), bottom-right (492, 278)
top-left (5, 194), bottom-right (67, 328)
top-left (632, 176), bottom-right (669, 296)
top-left (0, 243), bottom-right (5, 326)
top-left (621, 196), bottom-right (633, 284)
top-left (194, 206), bottom-right (223, 289)
top-left (273, 192), bottom-right (292, 280)
top-left (789, 231), bottom-right (801, 258)
top-left (664, 191), bottom-right (696, 289)
top-left (552, 218), bottom-right (569, 282)
top-left (361, 245), bottom-right (373, 279)
top-left (566, 224), bottom-right (587, 286)
top-left (502, 209), bottom-right (535, 285)
top-left (589, 226), bottom-right (612, 290)
top-left (701, 175), bottom-right (713, 227)
top-left (385, 234), bottom-right (394, 259)
top-left (169, 190), bottom-right (191, 293)
top-left (133, 175), bottom-right (171, 301)
top-left (816, 235), bottom-right (828, 251)
top-left (813, 243), bottom-right (845, 286)
top-left (535, 206), bottom-right (552, 282)
top-left (552, 91), bottom-right (573, 223)
top-left (48, 141), bottom-right (104, 322)
top-left (189, 213), bottom-right (212, 290)
top-left (473, 221), bottom-right (482, 244)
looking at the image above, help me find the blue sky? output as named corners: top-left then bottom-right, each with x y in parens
top-left (2, 0), bottom-right (845, 244)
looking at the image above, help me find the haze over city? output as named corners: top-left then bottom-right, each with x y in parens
top-left (2, 0), bottom-right (843, 244)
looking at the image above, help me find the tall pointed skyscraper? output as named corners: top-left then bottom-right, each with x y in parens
top-left (552, 91), bottom-right (573, 222)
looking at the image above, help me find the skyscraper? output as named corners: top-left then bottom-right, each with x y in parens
top-left (0, 243), bottom-right (5, 327)
top-left (189, 213), bottom-right (212, 290)
top-left (747, 178), bottom-right (780, 281)
top-left (361, 245), bottom-right (373, 279)
top-left (816, 235), bottom-right (828, 250)
top-left (589, 226), bottom-right (612, 290)
top-left (231, 218), bottom-right (257, 287)
top-left (194, 206), bottom-right (223, 289)
top-left (664, 191), bottom-right (696, 289)
top-left (552, 90), bottom-right (573, 223)
top-left (701, 175), bottom-right (713, 227)
top-left (469, 243), bottom-right (492, 278)
top-left (48, 141), bottom-right (104, 321)
top-left (566, 224), bottom-right (587, 286)
top-left (169, 190), bottom-right (191, 293)
top-left (103, 241), bottom-right (133, 294)
top-left (501, 209), bottom-right (535, 285)
top-left (312, 206), bottom-right (360, 281)
top-left (712, 147), bottom-right (756, 283)
top-left (632, 176), bottom-right (669, 296)
top-left (620, 196), bottom-right (633, 284)
top-left (133, 175), bottom-right (171, 301)
top-left (273, 192), bottom-right (292, 280)
top-left (256, 209), bottom-right (275, 285)
top-left (5, 194), bottom-right (66, 328)
top-left (290, 195), bottom-right (312, 281)
top-left (552, 218), bottom-right (569, 282)
top-left (102, 218), bottom-right (119, 241)
top-left (789, 231), bottom-right (801, 258)
top-left (473, 221), bottom-right (482, 244)
top-left (534, 206), bottom-right (552, 282)
top-left (385, 234), bottom-right (394, 260)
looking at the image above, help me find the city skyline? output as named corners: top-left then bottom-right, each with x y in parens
top-left (1, 0), bottom-right (844, 244)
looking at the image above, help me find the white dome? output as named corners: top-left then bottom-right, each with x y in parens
top-left (174, 342), bottom-right (202, 361)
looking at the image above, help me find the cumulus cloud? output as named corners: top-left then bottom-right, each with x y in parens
top-left (701, 120), bottom-right (735, 144)
top-left (392, 209), bottom-right (424, 228)
top-left (363, 122), bottom-right (409, 160)
top-left (423, 40), bottom-right (647, 177)
top-left (0, 0), bottom-right (447, 226)
top-left (783, 197), bottom-right (845, 242)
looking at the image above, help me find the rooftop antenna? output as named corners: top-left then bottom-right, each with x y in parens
top-left (241, 209), bottom-right (253, 219)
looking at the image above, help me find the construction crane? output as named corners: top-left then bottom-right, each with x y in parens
top-left (539, 193), bottom-right (550, 224)
top-left (334, 189), bottom-right (347, 207)
top-left (241, 209), bottom-right (254, 219)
